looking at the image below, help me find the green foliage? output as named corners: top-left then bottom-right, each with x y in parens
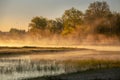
top-left (47, 20), bottom-right (57, 33)
top-left (47, 18), bottom-right (63, 34)
top-left (29, 16), bottom-right (47, 31)
top-left (62, 7), bottom-right (83, 35)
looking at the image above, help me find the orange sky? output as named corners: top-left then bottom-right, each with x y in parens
top-left (0, 16), bottom-right (29, 31)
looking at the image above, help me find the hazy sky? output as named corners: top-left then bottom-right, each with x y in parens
top-left (0, 0), bottom-right (120, 31)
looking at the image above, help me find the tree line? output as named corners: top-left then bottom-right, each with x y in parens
top-left (28, 1), bottom-right (120, 38)
top-left (0, 1), bottom-right (120, 44)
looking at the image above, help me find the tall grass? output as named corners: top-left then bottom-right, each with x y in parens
top-left (63, 59), bottom-right (120, 73)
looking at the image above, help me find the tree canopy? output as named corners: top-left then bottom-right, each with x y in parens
top-left (85, 1), bottom-right (111, 21)
top-left (62, 7), bottom-right (83, 35)
top-left (29, 16), bottom-right (47, 31)
top-left (1, 1), bottom-right (119, 42)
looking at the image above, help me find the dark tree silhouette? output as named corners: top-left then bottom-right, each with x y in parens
top-left (85, 1), bottom-right (111, 21)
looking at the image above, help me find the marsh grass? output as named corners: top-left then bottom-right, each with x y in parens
top-left (1, 58), bottom-right (120, 80)
top-left (63, 59), bottom-right (120, 73)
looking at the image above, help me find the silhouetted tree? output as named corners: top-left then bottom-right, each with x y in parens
top-left (85, 1), bottom-right (111, 22)
top-left (84, 1), bottom-right (112, 35)
top-left (109, 12), bottom-right (120, 36)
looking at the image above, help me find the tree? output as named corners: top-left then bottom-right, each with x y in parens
top-left (29, 16), bottom-right (47, 31)
top-left (28, 16), bottom-right (47, 38)
top-left (62, 7), bottom-right (83, 35)
top-left (109, 12), bottom-right (120, 36)
top-left (47, 20), bottom-right (57, 34)
top-left (46, 18), bottom-right (63, 34)
top-left (84, 1), bottom-right (112, 35)
top-left (9, 28), bottom-right (26, 39)
top-left (85, 1), bottom-right (111, 23)
top-left (9, 28), bottom-right (26, 34)
top-left (114, 13), bottom-right (120, 36)
top-left (56, 18), bottom-right (64, 34)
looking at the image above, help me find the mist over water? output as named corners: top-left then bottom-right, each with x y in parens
top-left (0, 35), bottom-right (120, 52)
